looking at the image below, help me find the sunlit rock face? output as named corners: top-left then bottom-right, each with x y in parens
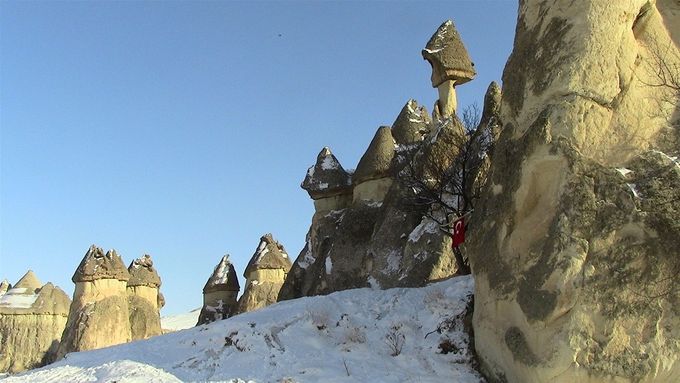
top-left (127, 254), bottom-right (163, 340)
top-left (57, 246), bottom-right (132, 359)
top-left (236, 234), bottom-right (292, 314)
top-left (467, 1), bottom-right (680, 382)
top-left (0, 271), bottom-right (71, 373)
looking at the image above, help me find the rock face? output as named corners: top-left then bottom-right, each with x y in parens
top-left (301, 147), bottom-right (353, 213)
top-left (236, 234), bottom-right (292, 314)
top-left (0, 279), bottom-right (10, 295)
top-left (127, 255), bottom-right (162, 340)
top-left (196, 255), bottom-right (240, 325)
top-left (0, 271), bottom-right (71, 373)
top-left (279, 98), bottom-right (467, 301)
top-left (57, 245), bottom-right (132, 359)
top-left (467, 1), bottom-right (680, 382)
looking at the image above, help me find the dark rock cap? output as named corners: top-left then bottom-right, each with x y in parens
top-left (13, 270), bottom-right (42, 293)
top-left (203, 255), bottom-right (240, 293)
top-left (353, 126), bottom-right (396, 184)
top-left (422, 20), bottom-right (476, 87)
top-left (392, 99), bottom-right (432, 145)
top-left (127, 254), bottom-right (162, 288)
top-left (301, 147), bottom-right (353, 199)
top-left (244, 233), bottom-right (293, 278)
top-left (72, 245), bottom-right (130, 283)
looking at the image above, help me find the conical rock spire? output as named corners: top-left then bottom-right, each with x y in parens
top-left (392, 99), bottom-right (432, 145)
top-left (301, 147), bottom-right (352, 199)
top-left (422, 20), bottom-right (476, 87)
top-left (244, 233), bottom-right (292, 278)
top-left (13, 270), bottom-right (42, 293)
top-left (353, 126), bottom-right (396, 184)
top-left (203, 255), bottom-right (240, 293)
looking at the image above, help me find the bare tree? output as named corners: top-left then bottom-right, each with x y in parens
top-left (397, 103), bottom-right (497, 275)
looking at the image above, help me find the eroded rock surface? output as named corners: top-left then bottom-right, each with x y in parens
top-left (468, 1), bottom-right (680, 382)
top-left (127, 255), bottom-right (162, 340)
top-left (0, 271), bottom-right (70, 373)
top-left (196, 255), bottom-right (240, 325)
top-left (57, 245), bottom-right (131, 359)
top-left (236, 234), bottom-right (292, 314)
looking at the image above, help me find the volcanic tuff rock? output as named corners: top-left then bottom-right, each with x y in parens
top-left (196, 255), bottom-right (240, 325)
top-left (467, 1), bottom-right (680, 382)
top-left (57, 245), bottom-right (132, 359)
top-left (279, 100), bottom-right (470, 301)
top-left (0, 271), bottom-right (70, 373)
top-left (236, 234), bottom-right (292, 314)
top-left (0, 279), bottom-right (10, 295)
top-left (391, 99), bottom-right (432, 145)
top-left (127, 255), bottom-right (162, 340)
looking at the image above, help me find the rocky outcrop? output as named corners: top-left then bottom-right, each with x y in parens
top-left (467, 1), bottom-right (680, 382)
top-left (196, 255), bottom-right (240, 325)
top-left (0, 279), bottom-right (10, 295)
top-left (236, 234), bottom-right (292, 314)
top-left (422, 20), bottom-right (476, 118)
top-left (279, 99), bottom-right (466, 301)
top-left (127, 255), bottom-right (162, 340)
top-left (301, 147), bottom-right (353, 213)
top-left (0, 271), bottom-right (70, 373)
top-left (353, 126), bottom-right (396, 203)
top-left (57, 245), bottom-right (132, 359)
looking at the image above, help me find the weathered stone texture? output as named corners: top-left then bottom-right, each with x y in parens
top-left (197, 255), bottom-right (240, 325)
top-left (468, 1), bottom-right (680, 382)
top-left (0, 276), bottom-right (71, 373)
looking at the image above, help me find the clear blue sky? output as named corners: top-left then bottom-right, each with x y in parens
top-left (1, 1), bottom-right (517, 315)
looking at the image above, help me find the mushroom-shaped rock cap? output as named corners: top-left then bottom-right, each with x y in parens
top-left (127, 254), bottom-right (162, 288)
top-left (353, 126), bottom-right (396, 184)
top-left (301, 147), bottom-right (353, 199)
top-left (392, 99), bottom-right (432, 145)
top-left (72, 245), bottom-right (130, 283)
top-left (13, 270), bottom-right (42, 293)
top-left (203, 255), bottom-right (240, 293)
top-left (422, 20), bottom-right (476, 87)
top-left (244, 233), bottom-right (292, 278)
top-left (0, 279), bottom-right (10, 295)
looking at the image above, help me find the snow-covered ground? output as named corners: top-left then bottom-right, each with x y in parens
top-left (1, 276), bottom-right (482, 383)
top-left (161, 308), bottom-right (201, 332)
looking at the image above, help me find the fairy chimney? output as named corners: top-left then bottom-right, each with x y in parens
top-left (127, 254), bottom-right (162, 340)
top-left (422, 20), bottom-right (475, 118)
top-left (352, 126), bottom-right (396, 203)
top-left (0, 271), bottom-right (71, 373)
top-left (57, 245), bottom-right (131, 358)
top-left (236, 234), bottom-right (292, 314)
top-left (301, 147), bottom-right (353, 213)
top-left (196, 255), bottom-right (240, 325)
top-left (392, 99), bottom-right (432, 145)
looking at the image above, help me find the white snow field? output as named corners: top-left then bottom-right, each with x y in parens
top-left (1, 276), bottom-right (482, 383)
top-left (162, 308), bottom-right (202, 332)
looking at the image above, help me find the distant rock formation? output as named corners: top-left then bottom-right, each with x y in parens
top-left (467, 1), bottom-right (680, 382)
top-left (0, 271), bottom-right (70, 373)
top-left (127, 254), bottom-right (163, 340)
top-left (57, 245), bottom-right (132, 358)
top-left (236, 234), bottom-right (292, 314)
top-left (196, 255), bottom-right (240, 325)
top-left (0, 279), bottom-right (10, 295)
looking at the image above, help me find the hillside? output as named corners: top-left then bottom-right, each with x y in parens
top-left (1, 276), bottom-right (482, 383)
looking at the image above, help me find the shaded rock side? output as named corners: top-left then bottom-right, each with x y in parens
top-left (127, 255), bottom-right (162, 340)
top-left (422, 19), bottom-right (476, 88)
top-left (353, 126), bottom-right (396, 184)
top-left (57, 246), bottom-right (132, 359)
top-left (196, 255), bottom-right (240, 325)
top-left (0, 280), bottom-right (71, 373)
top-left (391, 99), bottom-right (432, 145)
top-left (279, 117), bottom-right (466, 301)
top-left (301, 147), bottom-right (353, 200)
top-left (236, 234), bottom-right (292, 314)
top-left (467, 1), bottom-right (680, 382)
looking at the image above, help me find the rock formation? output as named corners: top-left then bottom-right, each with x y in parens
top-left (0, 271), bottom-right (70, 373)
top-left (279, 97), bottom-right (467, 300)
top-left (127, 254), bottom-right (163, 340)
top-left (196, 255), bottom-right (240, 325)
top-left (57, 245), bottom-right (132, 358)
top-left (301, 147), bottom-right (353, 214)
top-left (467, 1), bottom-right (680, 382)
top-left (236, 234), bottom-right (292, 314)
top-left (422, 20), bottom-right (476, 118)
